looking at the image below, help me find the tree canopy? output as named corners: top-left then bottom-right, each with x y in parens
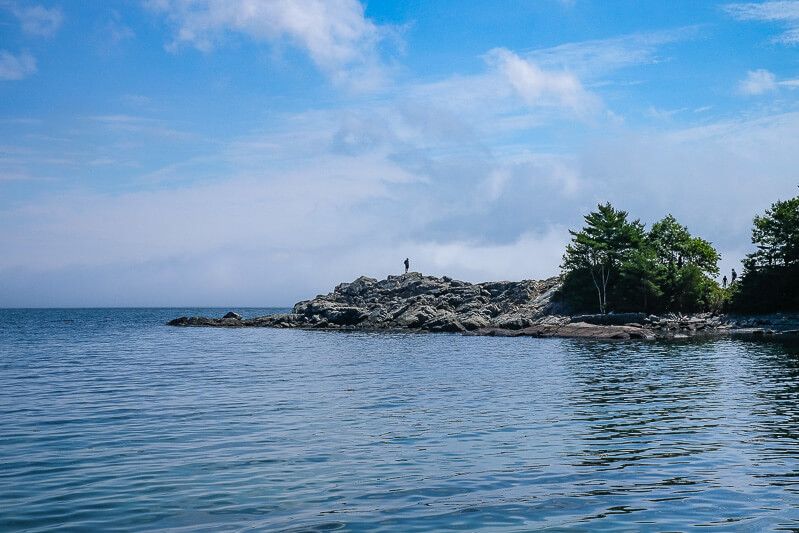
top-left (562, 203), bottom-right (644, 314)
top-left (748, 196), bottom-right (799, 269)
top-left (733, 193), bottom-right (799, 312)
top-left (560, 204), bottom-right (722, 314)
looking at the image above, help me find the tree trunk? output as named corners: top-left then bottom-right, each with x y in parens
top-left (590, 266), bottom-right (604, 314)
top-left (601, 264), bottom-right (610, 314)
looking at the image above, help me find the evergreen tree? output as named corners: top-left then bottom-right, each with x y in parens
top-left (648, 215), bottom-right (720, 312)
top-left (562, 203), bottom-right (644, 314)
top-left (734, 193), bottom-right (799, 312)
top-left (560, 207), bottom-right (721, 314)
top-left (618, 244), bottom-right (662, 312)
top-left (748, 195), bottom-right (799, 268)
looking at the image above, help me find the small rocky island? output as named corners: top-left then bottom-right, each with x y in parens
top-left (168, 272), bottom-right (799, 341)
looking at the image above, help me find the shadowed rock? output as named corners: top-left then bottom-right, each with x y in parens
top-left (169, 272), bottom-right (563, 332)
top-left (167, 273), bottom-right (799, 340)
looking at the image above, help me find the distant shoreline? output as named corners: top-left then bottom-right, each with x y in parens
top-left (168, 272), bottom-right (799, 341)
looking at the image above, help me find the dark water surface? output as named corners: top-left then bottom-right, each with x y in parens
top-left (3, 309), bottom-right (799, 531)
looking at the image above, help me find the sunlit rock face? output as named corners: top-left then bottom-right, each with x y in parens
top-left (169, 272), bottom-right (564, 333)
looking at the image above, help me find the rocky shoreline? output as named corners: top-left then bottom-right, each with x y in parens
top-left (168, 272), bottom-right (799, 341)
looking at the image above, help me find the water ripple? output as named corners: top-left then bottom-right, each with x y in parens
top-left (3, 309), bottom-right (799, 530)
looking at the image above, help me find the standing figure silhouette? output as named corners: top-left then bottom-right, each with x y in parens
top-left (404, 258), bottom-right (410, 274)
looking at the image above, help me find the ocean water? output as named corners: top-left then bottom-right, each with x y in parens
top-left (2, 309), bottom-right (799, 531)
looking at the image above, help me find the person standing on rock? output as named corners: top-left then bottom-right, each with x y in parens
top-left (731, 269), bottom-right (737, 284)
top-left (722, 275), bottom-right (727, 289)
top-left (404, 258), bottom-right (410, 274)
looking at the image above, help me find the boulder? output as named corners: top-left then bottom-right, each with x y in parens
top-left (570, 313), bottom-right (647, 326)
top-left (459, 312), bottom-right (490, 331)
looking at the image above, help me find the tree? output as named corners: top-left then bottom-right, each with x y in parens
top-left (618, 244), bottom-right (662, 311)
top-left (747, 196), bottom-right (799, 269)
top-left (647, 215), bottom-right (720, 312)
top-left (734, 193), bottom-right (799, 312)
top-left (560, 208), bottom-right (722, 314)
top-left (562, 203), bottom-right (644, 314)
top-left (649, 215), bottom-right (691, 270)
top-left (649, 215), bottom-right (719, 276)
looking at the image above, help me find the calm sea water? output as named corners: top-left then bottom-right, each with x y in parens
top-left (2, 309), bottom-right (799, 531)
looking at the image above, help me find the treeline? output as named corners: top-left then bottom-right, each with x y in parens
top-left (732, 195), bottom-right (799, 312)
top-left (559, 192), bottom-right (799, 315)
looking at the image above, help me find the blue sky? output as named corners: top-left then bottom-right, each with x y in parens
top-left (1, 0), bottom-right (799, 306)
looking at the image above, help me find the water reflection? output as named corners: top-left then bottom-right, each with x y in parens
top-left (3, 310), bottom-right (799, 530)
top-left (557, 339), bottom-right (799, 528)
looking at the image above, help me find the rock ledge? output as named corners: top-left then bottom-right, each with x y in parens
top-left (168, 273), bottom-right (799, 341)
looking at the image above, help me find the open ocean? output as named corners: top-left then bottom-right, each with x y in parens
top-left (3, 308), bottom-right (799, 531)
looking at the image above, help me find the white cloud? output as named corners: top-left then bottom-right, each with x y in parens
top-left (726, 1), bottom-right (799, 44)
top-left (0, 50), bottom-right (36, 80)
top-left (581, 111), bottom-right (799, 249)
top-left (6, 28), bottom-right (786, 306)
top-left (738, 68), bottom-right (799, 94)
top-left (4, 105), bottom-right (799, 305)
top-left (412, 230), bottom-right (571, 282)
top-left (646, 106), bottom-right (688, 121)
top-left (398, 47), bottom-right (603, 143)
top-left (146, 0), bottom-right (389, 89)
top-left (9, 3), bottom-right (63, 37)
top-left (739, 68), bottom-right (778, 94)
top-left (399, 29), bottom-right (697, 136)
top-left (526, 27), bottom-right (700, 77)
top-left (487, 48), bottom-right (599, 113)
top-left (0, 93), bottom-right (588, 305)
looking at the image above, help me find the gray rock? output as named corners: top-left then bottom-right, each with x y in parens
top-left (570, 313), bottom-right (647, 326)
top-left (170, 273), bottom-right (562, 332)
top-left (460, 312), bottom-right (490, 331)
top-left (167, 274), bottom-right (799, 341)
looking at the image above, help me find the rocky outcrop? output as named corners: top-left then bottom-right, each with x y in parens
top-left (167, 272), bottom-right (799, 341)
top-left (470, 320), bottom-right (657, 340)
top-left (169, 273), bottom-right (564, 333)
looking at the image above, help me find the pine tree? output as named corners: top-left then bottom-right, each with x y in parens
top-left (562, 203), bottom-right (644, 314)
top-left (734, 193), bottom-right (799, 312)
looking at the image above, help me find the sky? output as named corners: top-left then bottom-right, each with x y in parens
top-left (1, 0), bottom-right (799, 307)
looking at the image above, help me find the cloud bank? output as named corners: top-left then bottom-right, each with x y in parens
top-left (2, 99), bottom-right (798, 305)
top-left (1, 10), bottom-right (797, 306)
top-left (146, 0), bottom-right (390, 88)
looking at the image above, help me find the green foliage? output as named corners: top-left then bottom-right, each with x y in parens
top-left (617, 245), bottom-right (662, 311)
top-left (671, 265), bottom-right (721, 313)
top-left (648, 215), bottom-right (720, 312)
top-left (733, 194), bottom-right (799, 312)
top-left (649, 215), bottom-right (720, 276)
top-left (561, 206), bottom-right (722, 314)
top-left (747, 195), bottom-right (799, 269)
top-left (562, 203), bottom-right (644, 314)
